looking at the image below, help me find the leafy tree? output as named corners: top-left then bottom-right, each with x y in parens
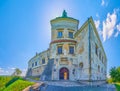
top-left (110, 66), bottom-right (120, 82)
top-left (12, 68), bottom-right (22, 76)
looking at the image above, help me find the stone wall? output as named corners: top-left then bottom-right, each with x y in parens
top-left (28, 50), bottom-right (50, 76)
top-left (75, 26), bottom-right (89, 80)
top-left (89, 22), bottom-right (107, 80)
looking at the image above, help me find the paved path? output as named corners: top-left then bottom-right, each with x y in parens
top-left (40, 81), bottom-right (116, 91)
top-left (25, 78), bottom-right (116, 91)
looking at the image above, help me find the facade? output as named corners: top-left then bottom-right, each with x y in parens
top-left (26, 10), bottom-right (107, 81)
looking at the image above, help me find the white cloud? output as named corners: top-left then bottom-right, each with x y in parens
top-left (117, 23), bottom-right (120, 32)
top-left (101, 0), bottom-right (108, 7)
top-left (0, 67), bottom-right (4, 73)
top-left (94, 20), bottom-right (100, 29)
top-left (0, 67), bottom-right (10, 75)
top-left (96, 13), bottom-right (99, 18)
top-left (114, 32), bottom-right (119, 37)
top-left (102, 10), bottom-right (117, 41)
top-left (0, 67), bottom-right (27, 76)
top-left (11, 68), bottom-right (16, 70)
top-left (114, 23), bottom-right (120, 37)
top-left (94, 20), bottom-right (103, 36)
top-left (101, 0), bottom-right (105, 6)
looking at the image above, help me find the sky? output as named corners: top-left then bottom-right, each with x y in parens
top-left (0, 0), bottom-right (120, 76)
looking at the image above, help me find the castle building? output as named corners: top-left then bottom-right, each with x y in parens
top-left (26, 10), bottom-right (107, 81)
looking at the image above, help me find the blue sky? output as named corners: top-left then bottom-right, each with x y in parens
top-left (0, 0), bottom-right (120, 76)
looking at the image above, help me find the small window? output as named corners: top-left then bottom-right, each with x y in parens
top-left (99, 51), bottom-right (101, 60)
top-left (102, 57), bottom-right (104, 63)
top-left (69, 46), bottom-right (74, 54)
top-left (32, 63), bottom-right (34, 67)
top-left (95, 44), bottom-right (98, 56)
top-left (42, 59), bottom-right (45, 64)
top-left (35, 62), bottom-right (37, 66)
top-left (58, 46), bottom-right (62, 54)
top-left (69, 32), bottom-right (73, 38)
top-left (58, 31), bottom-right (63, 38)
top-left (98, 65), bottom-right (100, 72)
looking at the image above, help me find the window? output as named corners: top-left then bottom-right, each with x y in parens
top-left (58, 46), bottom-right (62, 54)
top-left (35, 62), bottom-right (37, 66)
top-left (69, 46), bottom-right (74, 54)
top-left (99, 51), bottom-right (101, 60)
top-left (95, 44), bottom-right (98, 56)
top-left (42, 59), bottom-right (45, 64)
top-left (98, 65), bottom-right (100, 72)
top-left (69, 32), bottom-right (73, 38)
top-left (32, 63), bottom-right (34, 67)
top-left (57, 31), bottom-right (63, 38)
top-left (102, 57), bottom-right (104, 63)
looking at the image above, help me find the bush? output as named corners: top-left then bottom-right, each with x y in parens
top-left (107, 78), bottom-right (113, 84)
top-left (5, 76), bottom-right (22, 87)
top-left (4, 79), bottom-right (34, 91)
top-left (115, 83), bottom-right (120, 91)
top-left (110, 67), bottom-right (120, 82)
top-left (0, 76), bottom-right (14, 91)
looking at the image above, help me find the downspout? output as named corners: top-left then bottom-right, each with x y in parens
top-left (88, 18), bottom-right (92, 81)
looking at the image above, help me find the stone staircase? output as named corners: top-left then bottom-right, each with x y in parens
top-left (26, 68), bottom-right (32, 77)
top-left (40, 59), bottom-right (54, 81)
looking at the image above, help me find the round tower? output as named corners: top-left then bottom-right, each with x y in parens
top-left (50, 10), bottom-right (79, 59)
top-left (50, 10), bottom-right (79, 80)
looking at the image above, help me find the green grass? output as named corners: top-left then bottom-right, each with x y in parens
top-left (28, 76), bottom-right (40, 81)
top-left (4, 79), bottom-right (34, 91)
top-left (115, 83), bottom-right (120, 91)
top-left (0, 76), bottom-right (14, 91)
top-left (0, 76), bottom-right (34, 91)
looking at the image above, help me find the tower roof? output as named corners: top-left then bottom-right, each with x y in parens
top-left (50, 10), bottom-right (79, 23)
top-left (62, 10), bottom-right (67, 17)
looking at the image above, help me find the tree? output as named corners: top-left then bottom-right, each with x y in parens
top-left (110, 66), bottom-right (120, 82)
top-left (12, 68), bottom-right (22, 76)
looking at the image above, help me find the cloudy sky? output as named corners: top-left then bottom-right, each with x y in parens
top-left (0, 0), bottom-right (120, 76)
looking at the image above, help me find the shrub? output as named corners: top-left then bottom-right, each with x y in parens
top-left (110, 67), bottom-right (120, 82)
top-left (107, 78), bottom-right (113, 84)
top-left (0, 76), bottom-right (14, 91)
top-left (115, 83), bottom-right (120, 91)
top-left (5, 76), bottom-right (22, 87)
top-left (4, 79), bottom-right (34, 91)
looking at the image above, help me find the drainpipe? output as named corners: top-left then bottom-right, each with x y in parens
top-left (88, 18), bottom-right (92, 82)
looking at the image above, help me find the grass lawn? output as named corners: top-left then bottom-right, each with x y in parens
top-left (28, 76), bottom-right (40, 81)
top-left (115, 83), bottom-right (120, 91)
top-left (0, 76), bottom-right (34, 91)
top-left (4, 79), bottom-right (34, 91)
top-left (0, 76), bottom-right (14, 91)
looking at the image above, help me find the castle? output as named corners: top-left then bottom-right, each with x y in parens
top-left (26, 10), bottom-right (107, 81)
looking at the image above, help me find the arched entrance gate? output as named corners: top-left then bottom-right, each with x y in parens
top-left (59, 67), bottom-right (69, 80)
